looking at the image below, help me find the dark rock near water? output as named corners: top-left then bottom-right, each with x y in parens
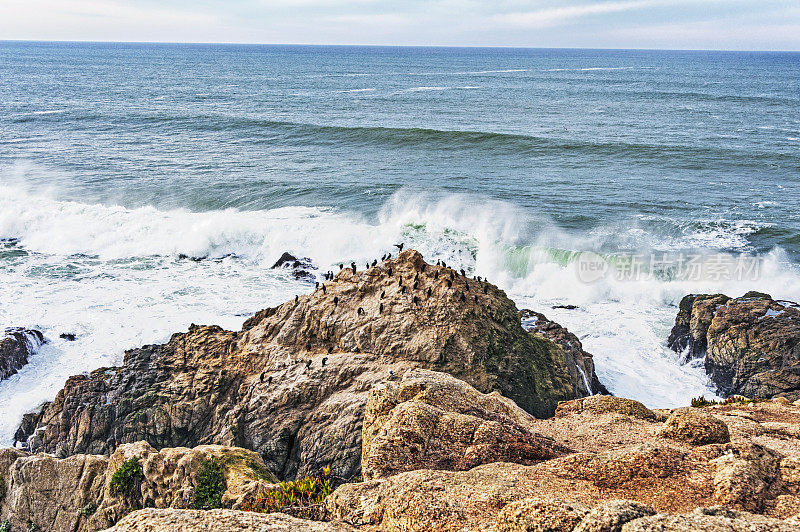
top-left (1, 328), bottom-right (45, 381)
top-left (520, 309), bottom-right (609, 396)
top-left (15, 250), bottom-right (594, 480)
top-left (553, 304), bottom-right (579, 310)
top-left (60, 333), bottom-right (77, 341)
top-left (668, 292), bottom-right (800, 400)
top-left (270, 251), bottom-right (316, 282)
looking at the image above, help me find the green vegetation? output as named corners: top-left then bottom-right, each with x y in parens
top-left (110, 456), bottom-right (144, 497)
top-left (239, 469), bottom-right (334, 520)
top-left (192, 458), bottom-right (226, 510)
top-left (0, 520), bottom-right (10, 532)
top-left (691, 395), bottom-right (764, 407)
top-left (79, 502), bottom-right (98, 517)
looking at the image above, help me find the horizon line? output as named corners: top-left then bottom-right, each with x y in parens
top-left (1, 39), bottom-right (798, 54)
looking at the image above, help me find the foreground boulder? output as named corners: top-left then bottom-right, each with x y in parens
top-left (0, 442), bottom-right (272, 532)
top-left (361, 369), bottom-right (570, 480)
top-left (103, 509), bottom-right (356, 531)
top-left (658, 408), bottom-right (731, 445)
top-left (15, 250), bottom-right (598, 480)
top-left (668, 292), bottom-right (800, 399)
top-left (0, 328), bottom-right (44, 380)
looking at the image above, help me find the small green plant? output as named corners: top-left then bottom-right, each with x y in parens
top-left (0, 520), bottom-right (10, 532)
top-left (110, 456), bottom-right (144, 497)
top-left (691, 395), bottom-right (718, 407)
top-left (192, 458), bottom-right (226, 510)
top-left (239, 469), bottom-right (334, 520)
top-left (28, 524), bottom-right (40, 532)
top-left (80, 501), bottom-right (99, 517)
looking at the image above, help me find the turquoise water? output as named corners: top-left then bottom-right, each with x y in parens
top-left (1, 42), bottom-right (799, 441)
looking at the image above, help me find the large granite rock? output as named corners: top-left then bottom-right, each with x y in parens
top-left (1, 328), bottom-right (44, 381)
top-left (361, 369), bottom-right (570, 480)
top-left (102, 509), bottom-right (356, 531)
top-left (668, 292), bottom-right (800, 399)
top-left (15, 250), bottom-right (596, 480)
top-left (0, 441), bottom-right (272, 532)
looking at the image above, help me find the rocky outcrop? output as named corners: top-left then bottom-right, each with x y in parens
top-left (325, 394), bottom-right (800, 530)
top-left (361, 369), bottom-right (570, 480)
top-left (102, 509), bottom-right (356, 531)
top-left (521, 309), bottom-right (609, 395)
top-left (668, 292), bottom-right (800, 399)
top-left (1, 328), bottom-right (44, 380)
top-left (15, 250), bottom-right (594, 481)
top-left (0, 441), bottom-right (272, 532)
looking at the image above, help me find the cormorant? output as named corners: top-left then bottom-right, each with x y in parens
top-left (366, 262), bottom-right (370, 270)
top-left (351, 262), bottom-right (357, 273)
top-left (295, 295), bottom-right (298, 303)
top-left (315, 282), bottom-right (320, 289)
top-left (260, 372), bottom-right (265, 382)
top-left (306, 359), bottom-right (312, 369)
top-left (339, 264), bottom-right (343, 270)
top-left (460, 269), bottom-right (466, 277)
top-left (357, 307), bottom-right (364, 315)
top-left (394, 243), bottom-right (404, 251)
top-left (380, 290), bottom-right (385, 298)
top-left (333, 296), bottom-right (339, 305)
top-left (412, 296), bottom-right (419, 305)
top-left (372, 259), bottom-right (377, 267)
top-left (322, 285), bottom-right (326, 294)
top-left (268, 376), bottom-right (272, 385)
top-left (322, 357), bottom-right (327, 366)
top-left (436, 260), bottom-right (441, 266)
top-left (446, 279), bottom-right (452, 288)
top-left (427, 287), bottom-right (432, 297)
top-left (442, 261), bottom-right (447, 268)
top-left (379, 303), bottom-right (384, 313)
top-left (327, 346), bottom-right (334, 354)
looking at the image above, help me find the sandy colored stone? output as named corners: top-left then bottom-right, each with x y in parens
top-left (494, 497), bottom-right (590, 532)
top-left (556, 396), bottom-right (656, 421)
top-left (101, 509), bottom-right (356, 531)
top-left (658, 408), bottom-right (731, 445)
top-left (361, 369), bottom-right (570, 480)
top-left (573, 500), bottom-right (656, 532)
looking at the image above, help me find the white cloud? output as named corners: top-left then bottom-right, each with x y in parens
top-left (491, 1), bottom-right (662, 29)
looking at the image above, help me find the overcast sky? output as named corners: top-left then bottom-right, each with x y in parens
top-left (1, 0), bottom-right (799, 51)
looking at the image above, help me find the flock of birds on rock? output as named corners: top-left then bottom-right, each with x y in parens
top-left (259, 244), bottom-right (493, 385)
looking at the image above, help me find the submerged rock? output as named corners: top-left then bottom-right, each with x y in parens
top-left (1, 328), bottom-right (45, 381)
top-left (15, 250), bottom-right (591, 480)
top-left (668, 292), bottom-right (800, 399)
top-left (270, 251), bottom-right (317, 282)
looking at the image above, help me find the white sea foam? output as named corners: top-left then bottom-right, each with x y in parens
top-left (2, 186), bottom-right (800, 443)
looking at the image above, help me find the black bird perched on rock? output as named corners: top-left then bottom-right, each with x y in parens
top-left (322, 357), bottom-right (327, 366)
top-left (381, 254), bottom-right (387, 261)
top-left (339, 263), bottom-right (343, 270)
top-left (372, 259), bottom-right (377, 267)
top-left (260, 372), bottom-right (265, 382)
top-left (315, 282), bottom-right (320, 289)
top-left (477, 276), bottom-right (482, 282)
top-left (394, 243), bottom-right (404, 251)
top-left (412, 295), bottom-right (419, 305)
top-left (306, 359), bottom-right (312, 369)
top-left (351, 262), bottom-right (357, 273)
top-left (442, 261), bottom-right (447, 268)
top-left (436, 260), bottom-right (441, 266)
top-left (327, 346), bottom-right (333, 354)
top-left (295, 295), bottom-right (298, 303)
top-left (460, 268), bottom-right (466, 277)
top-left (268, 376), bottom-right (272, 385)
top-left (427, 287), bottom-right (432, 297)
top-left (357, 307), bottom-right (364, 315)
top-left (380, 290), bottom-right (385, 298)
top-left (446, 279), bottom-right (452, 288)
top-left (322, 285), bottom-right (326, 294)
top-left (413, 281), bottom-right (419, 290)
top-left (333, 296), bottom-right (339, 305)
top-left (366, 262), bottom-right (370, 270)
top-left (379, 303), bottom-right (384, 314)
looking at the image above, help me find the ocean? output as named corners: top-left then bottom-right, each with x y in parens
top-left (1, 42), bottom-right (799, 444)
